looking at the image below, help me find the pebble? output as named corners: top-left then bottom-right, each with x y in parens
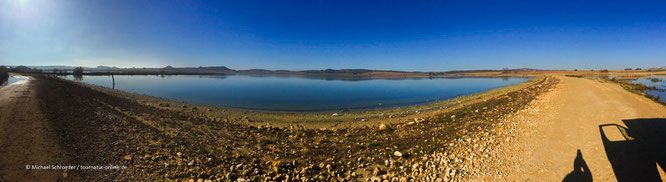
top-left (378, 124), bottom-right (388, 131)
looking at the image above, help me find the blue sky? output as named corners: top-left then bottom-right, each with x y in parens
top-left (1, 0), bottom-right (665, 71)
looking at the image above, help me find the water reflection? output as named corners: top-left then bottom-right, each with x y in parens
top-left (629, 77), bottom-right (665, 103)
top-left (73, 74), bottom-right (83, 81)
top-left (649, 77), bottom-right (662, 83)
top-left (62, 74), bottom-right (532, 112)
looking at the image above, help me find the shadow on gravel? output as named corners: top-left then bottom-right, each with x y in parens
top-left (599, 118), bottom-right (666, 182)
top-left (563, 149), bottom-right (593, 182)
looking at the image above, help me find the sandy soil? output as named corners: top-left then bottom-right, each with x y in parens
top-left (473, 76), bottom-right (666, 181)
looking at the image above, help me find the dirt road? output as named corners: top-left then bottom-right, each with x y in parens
top-left (0, 77), bottom-right (66, 181)
top-left (479, 76), bottom-right (666, 181)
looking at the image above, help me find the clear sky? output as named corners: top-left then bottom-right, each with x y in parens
top-left (1, 0), bottom-right (665, 71)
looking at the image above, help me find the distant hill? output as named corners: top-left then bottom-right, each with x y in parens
top-left (302, 69), bottom-right (412, 74)
top-left (511, 68), bottom-right (544, 71)
top-left (4, 65), bottom-right (554, 76)
top-left (439, 69), bottom-right (499, 74)
top-left (645, 66), bottom-right (666, 70)
top-left (95, 66), bottom-right (120, 70)
top-left (25, 65), bottom-right (78, 70)
top-left (5, 65), bottom-right (123, 71)
top-left (201, 66), bottom-right (233, 71)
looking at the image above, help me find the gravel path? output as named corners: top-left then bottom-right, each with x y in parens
top-left (473, 76), bottom-right (666, 181)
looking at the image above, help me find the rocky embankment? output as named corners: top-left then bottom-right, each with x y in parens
top-left (33, 76), bottom-right (557, 181)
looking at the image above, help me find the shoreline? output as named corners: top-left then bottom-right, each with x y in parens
top-left (58, 74), bottom-right (545, 129)
top-left (586, 76), bottom-right (666, 105)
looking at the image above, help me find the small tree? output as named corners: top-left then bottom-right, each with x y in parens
top-left (73, 67), bottom-right (84, 76)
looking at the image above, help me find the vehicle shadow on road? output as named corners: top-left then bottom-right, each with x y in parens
top-left (599, 118), bottom-right (666, 182)
top-left (563, 149), bottom-right (593, 182)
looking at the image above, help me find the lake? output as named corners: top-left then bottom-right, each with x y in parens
top-left (629, 77), bottom-right (666, 103)
top-left (62, 74), bottom-right (531, 112)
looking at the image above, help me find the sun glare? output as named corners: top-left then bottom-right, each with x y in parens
top-left (13, 0), bottom-right (29, 8)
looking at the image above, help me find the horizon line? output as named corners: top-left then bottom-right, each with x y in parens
top-left (4, 64), bottom-right (666, 73)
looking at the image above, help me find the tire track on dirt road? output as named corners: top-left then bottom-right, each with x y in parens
top-left (0, 77), bottom-right (67, 181)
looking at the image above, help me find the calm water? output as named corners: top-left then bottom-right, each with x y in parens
top-left (629, 77), bottom-right (666, 103)
top-left (62, 75), bottom-right (531, 112)
top-left (1, 75), bottom-right (27, 86)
